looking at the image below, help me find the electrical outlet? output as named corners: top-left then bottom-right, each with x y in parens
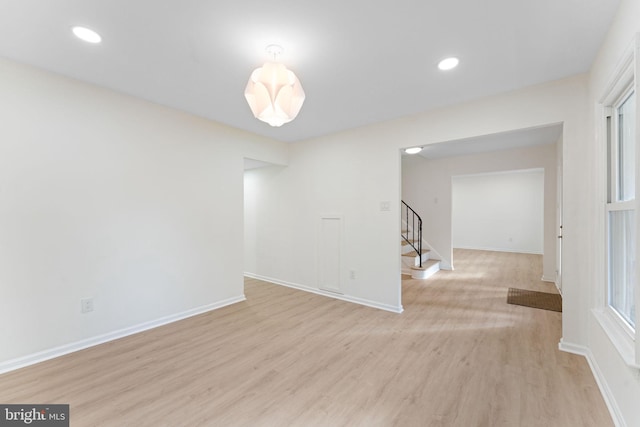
top-left (350, 270), bottom-right (357, 280)
top-left (81, 298), bottom-right (94, 314)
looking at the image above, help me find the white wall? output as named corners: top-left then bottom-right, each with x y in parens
top-left (245, 74), bottom-right (586, 342)
top-left (244, 133), bottom-right (403, 312)
top-left (244, 74), bottom-right (587, 350)
top-left (452, 169), bottom-right (544, 254)
top-left (402, 142), bottom-right (558, 279)
top-left (244, 165), bottom-right (287, 277)
top-left (556, 136), bottom-right (563, 292)
top-left (0, 58), bottom-right (287, 368)
top-left (582, 0), bottom-right (640, 424)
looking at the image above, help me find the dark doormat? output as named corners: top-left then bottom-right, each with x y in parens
top-left (507, 288), bottom-right (562, 312)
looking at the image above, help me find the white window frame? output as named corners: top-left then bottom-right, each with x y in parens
top-left (594, 34), bottom-right (640, 369)
top-left (606, 88), bottom-right (636, 330)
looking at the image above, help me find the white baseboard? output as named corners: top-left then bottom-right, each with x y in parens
top-left (245, 272), bottom-right (403, 314)
top-left (558, 339), bottom-right (588, 356)
top-left (540, 275), bottom-right (555, 283)
top-left (558, 339), bottom-right (625, 427)
top-left (554, 281), bottom-right (562, 295)
top-left (453, 246), bottom-right (543, 255)
top-left (0, 295), bottom-right (245, 375)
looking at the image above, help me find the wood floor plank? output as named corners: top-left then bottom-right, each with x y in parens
top-left (0, 249), bottom-right (612, 426)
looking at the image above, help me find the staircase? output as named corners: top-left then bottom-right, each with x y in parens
top-left (401, 201), bottom-right (441, 279)
top-left (401, 239), bottom-right (440, 279)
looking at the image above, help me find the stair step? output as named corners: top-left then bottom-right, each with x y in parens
top-left (401, 240), bottom-right (426, 256)
top-left (401, 244), bottom-right (431, 269)
top-left (411, 259), bottom-right (439, 269)
top-left (401, 249), bottom-right (430, 258)
top-left (410, 259), bottom-right (441, 280)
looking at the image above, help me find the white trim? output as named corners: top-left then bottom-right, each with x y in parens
top-left (317, 214), bottom-right (344, 294)
top-left (452, 167), bottom-right (544, 179)
top-left (593, 309), bottom-right (640, 369)
top-left (452, 245), bottom-right (543, 255)
top-left (245, 272), bottom-right (404, 314)
top-left (597, 32), bottom-right (639, 367)
top-left (558, 340), bottom-right (626, 427)
top-left (606, 200), bottom-right (636, 211)
top-left (557, 339), bottom-right (588, 356)
top-left (0, 295), bottom-right (245, 375)
top-left (553, 279), bottom-right (562, 295)
top-left (600, 37), bottom-right (636, 105)
top-left (540, 275), bottom-right (555, 283)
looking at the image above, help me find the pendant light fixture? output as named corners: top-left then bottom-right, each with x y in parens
top-left (244, 44), bottom-right (305, 127)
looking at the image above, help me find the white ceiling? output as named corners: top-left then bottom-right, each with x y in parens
top-left (0, 0), bottom-right (620, 143)
top-left (412, 123), bottom-right (563, 160)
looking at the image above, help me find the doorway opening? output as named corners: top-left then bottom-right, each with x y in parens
top-left (400, 123), bottom-right (563, 291)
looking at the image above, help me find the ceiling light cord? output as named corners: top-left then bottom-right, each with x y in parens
top-left (266, 44), bottom-right (283, 62)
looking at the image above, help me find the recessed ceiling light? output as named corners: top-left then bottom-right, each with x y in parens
top-left (405, 147), bottom-right (422, 155)
top-left (72, 26), bottom-right (102, 44)
top-left (438, 57), bottom-right (459, 71)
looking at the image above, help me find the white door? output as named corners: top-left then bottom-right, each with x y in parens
top-left (319, 216), bottom-right (342, 294)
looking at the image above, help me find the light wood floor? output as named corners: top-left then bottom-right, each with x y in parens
top-left (0, 249), bottom-right (612, 426)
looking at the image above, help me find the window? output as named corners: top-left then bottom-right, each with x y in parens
top-left (607, 89), bottom-right (636, 331)
top-left (595, 35), bottom-right (640, 368)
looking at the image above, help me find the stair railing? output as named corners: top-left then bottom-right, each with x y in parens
top-left (401, 200), bottom-right (422, 267)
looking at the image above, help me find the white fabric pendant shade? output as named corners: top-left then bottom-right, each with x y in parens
top-left (244, 61), bottom-right (305, 127)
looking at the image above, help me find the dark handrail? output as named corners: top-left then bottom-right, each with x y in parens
top-left (401, 200), bottom-right (422, 268)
